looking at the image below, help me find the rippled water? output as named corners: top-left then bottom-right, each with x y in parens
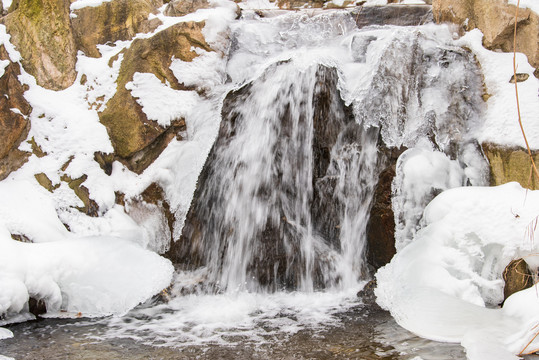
top-left (0, 302), bottom-right (467, 360)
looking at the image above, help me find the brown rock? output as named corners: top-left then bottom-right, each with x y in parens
top-left (28, 297), bottom-right (47, 317)
top-left (509, 73), bottom-right (529, 83)
top-left (0, 45), bottom-right (31, 180)
top-left (164, 0), bottom-right (210, 16)
top-left (60, 174), bottom-right (99, 216)
top-left (72, 0), bottom-right (163, 58)
top-left (4, 0), bottom-right (77, 90)
top-left (482, 143), bottom-right (539, 190)
top-left (99, 21), bottom-right (210, 172)
top-left (34, 172), bottom-right (58, 192)
top-left (503, 259), bottom-right (534, 300)
top-left (433, 0), bottom-right (539, 68)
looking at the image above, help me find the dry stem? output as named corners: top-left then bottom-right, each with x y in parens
top-left (513, 0), bottom-right (539, 181)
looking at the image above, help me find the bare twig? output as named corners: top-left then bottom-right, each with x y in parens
top-left (513, 0), bottom-right (539, 182)
top-left (520, 324), bottom-right (539, 356)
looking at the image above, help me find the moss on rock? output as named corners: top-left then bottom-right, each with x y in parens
top-left (72, 0), bottom-right (163, 58)
top-left (483, 143), bottom-right (539, 190)
top-left (99, 21), bottom-right (210, 171)
top-left (4, 0), bottom-right (77, 90)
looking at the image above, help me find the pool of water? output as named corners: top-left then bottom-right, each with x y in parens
top-left (0, 302), bottom-right (467, 360)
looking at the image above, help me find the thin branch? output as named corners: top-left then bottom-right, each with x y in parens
top-left (513, 0), bottom-right (539, 181)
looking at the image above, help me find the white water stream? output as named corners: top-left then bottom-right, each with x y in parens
top-left (88, 9), bottom-right (488, 348)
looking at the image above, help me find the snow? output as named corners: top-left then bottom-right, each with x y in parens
top-left (0, 0), bottom-right (239, 326)
top-left (457, 29), bottom-right (539, 150)
top-left (1, 0), bottom-right (11, 11)
top-left (508, 0), bottom-right (539, 15)
top-left (0, 59), bottom-right (9, 78)
top-left (0, 328), bottom-right (13, 340)
top-left (125, 72), bottom-right (201, 127)
top-left (70, 0), bottom-right (112, 11)
top-left (0, 179), bottom-right (174, 322)
top-left (376, 183), bottom-right (539, 358)
top-left (1, 1), bottom-right (539, 358)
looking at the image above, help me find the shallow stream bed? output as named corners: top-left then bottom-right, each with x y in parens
top-left (1, 303), bottom-right (467, 360)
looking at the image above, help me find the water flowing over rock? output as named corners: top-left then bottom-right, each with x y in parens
top-left (0, 45), bottom-right (31, 180)
top-left (72, 0), bottom-right (163, 58)
top-left (99, 21), bottom-right (210, 173)
top-left (167, 11), bottom-right (489, 290)
top-left (168, 63), bottom-right (377, 292)
top-left (4, 0), bottom-right (77, 90)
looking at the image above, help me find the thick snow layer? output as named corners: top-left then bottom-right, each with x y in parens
top-left (70, 0), bottom-right (112, 11)
top-left (508, 0), bottom-right (539, 14)
top-left (125, 72), bottom-right (200, 127)
top-left (458, 30), bottom-right (539, 150)
top-left (376, 183), bottom-right (539, 359)
top-left (0, 178), bottom-right (174, 322)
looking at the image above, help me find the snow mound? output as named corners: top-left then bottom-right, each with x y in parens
top-left (376, 183), bottom-right (539, 359)
top-left (0, 179), bottom-right (174, 323)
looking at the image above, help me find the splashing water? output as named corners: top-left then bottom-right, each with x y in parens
top-left (104, 9), bottom-right (487, 347)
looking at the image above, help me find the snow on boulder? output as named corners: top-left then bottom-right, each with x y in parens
top-left (376, 182), bottom-right (539, 358)
top-left (0, 179), bottom-right (174, 323)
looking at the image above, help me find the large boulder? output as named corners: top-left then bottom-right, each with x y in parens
top-left (72, 0), bottom-right (163, 58)
top-left (0, 45), bottom-right (31, 180)
top-left (4, 0), bottom-right (77, 90)
top-left (433, 0), bottom-right (539, 68)
top-left (99, 21), bottom-right (210, 173)
top-left (482, 143), bottom-right (539, 190)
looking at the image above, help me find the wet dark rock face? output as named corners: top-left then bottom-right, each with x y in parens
top-left (353, 5), bottom-right (433, 28)
top-left (167, 64), bottom-right (366, 291)
top-left (365, 147), bottom-right (404, 270)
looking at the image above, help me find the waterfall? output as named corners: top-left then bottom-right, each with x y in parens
top-left (104, 8), bottom-right (489, 346)
top-left (166, 10), bottom-right (487, 295)
top-left (169, 61), bottom-right (381, 292)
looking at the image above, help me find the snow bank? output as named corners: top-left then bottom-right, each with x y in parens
top-left (458, 30), bottom-right (539, 150)
top-left (508, 0), bottom-right (539, 15)
top-left (0, 0), bottom-right (239, 326)
top-left (0, 178), bottom-right (174, 322)
top-left (376, 183), bottom-right (539, 359)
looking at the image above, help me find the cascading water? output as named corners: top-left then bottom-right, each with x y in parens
top-left (168, 60), bottom-right (380, 293)
top-left (101, 8), bottom-right (488, 348)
